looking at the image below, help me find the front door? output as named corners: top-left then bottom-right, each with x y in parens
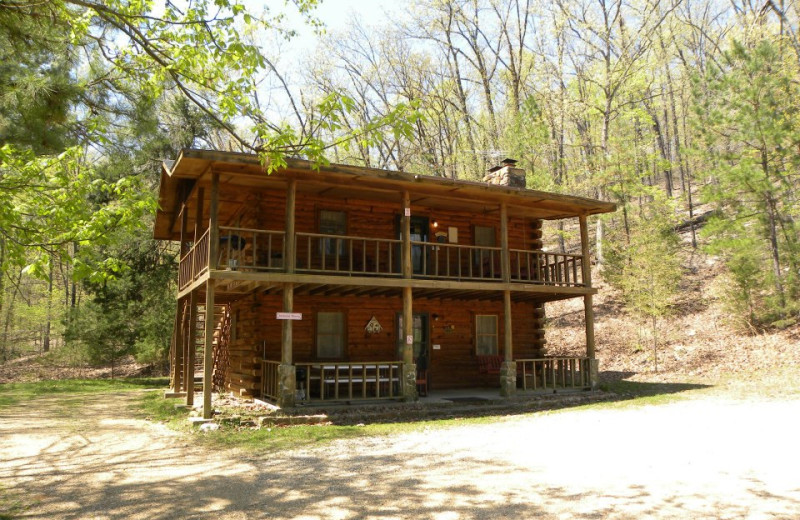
top-left (397, 313), bottom-right (430, 372)
top-left (397, 216), bottom-right (430, 275)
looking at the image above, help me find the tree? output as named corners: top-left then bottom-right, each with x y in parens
top-left (695, 39), bottom-right (800, 324)
top-left (605, 196), bottom-right (682, 372)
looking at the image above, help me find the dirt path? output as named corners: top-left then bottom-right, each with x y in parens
top-left (2, 391), bottom-right (800, 519)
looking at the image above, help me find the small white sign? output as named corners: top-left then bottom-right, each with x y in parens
top-left (404, 207), bottom-right (411, 217)
top-left (406, 335), bottom-right (414, 345)
top-left (276, 312), bottom-right (302, 320)
top-left (433, 344), bottom-right (441, 350)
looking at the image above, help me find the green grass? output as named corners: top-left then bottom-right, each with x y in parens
top-left (0, 378), bottom-right (168, 408)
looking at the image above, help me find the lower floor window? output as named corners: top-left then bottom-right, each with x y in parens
top-left (475, 315), bottom-right (498, 355)
top-left (317, 311), bottom-right (345, 358)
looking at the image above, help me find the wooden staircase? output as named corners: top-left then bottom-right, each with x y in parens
top-left (170, 302), bottom-right (231, 396)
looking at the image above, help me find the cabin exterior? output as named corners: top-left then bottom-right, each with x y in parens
top-left (154, 149), bottom-right (615, 418)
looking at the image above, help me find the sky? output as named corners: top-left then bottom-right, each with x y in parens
top-left (290, 0), bottom-right (404, 52)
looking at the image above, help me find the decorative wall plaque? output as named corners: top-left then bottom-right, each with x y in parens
top-left (365, 316), bottom-right (383, 334)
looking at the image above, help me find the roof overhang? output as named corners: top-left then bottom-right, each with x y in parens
top-left (154, 149), bottom-right (616, 240)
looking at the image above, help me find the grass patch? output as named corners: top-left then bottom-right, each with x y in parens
top-left (137, 391), bottom-right (192, 428)
top-left (0, 378), bottom-right (168, 408)
top-left (0, 483), bottom-right (27, 520)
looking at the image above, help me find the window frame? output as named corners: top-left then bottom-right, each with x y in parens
top-left (318, 209), bottom-right (348, 258)
top-left (475, 314), bottom-right (499, 356)
top-left (315, 310), bottom-right (347, 360)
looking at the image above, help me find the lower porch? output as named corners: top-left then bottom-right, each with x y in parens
top-left (259, 357), bottom-right (597, 405)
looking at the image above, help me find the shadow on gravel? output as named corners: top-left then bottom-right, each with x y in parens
top-left (297, 376), bottom-right (711, 426)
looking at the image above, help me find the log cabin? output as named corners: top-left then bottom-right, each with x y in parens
top-left (154, 149), bottom-right (616, 417)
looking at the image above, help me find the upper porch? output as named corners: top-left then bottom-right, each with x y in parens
top-left (155, 149), bottom-right (616, 301)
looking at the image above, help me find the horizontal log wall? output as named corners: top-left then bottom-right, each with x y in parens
top-left (219, 186), bottom-right (539, 251)
top-left (225, 292), bottom-right (548, 396)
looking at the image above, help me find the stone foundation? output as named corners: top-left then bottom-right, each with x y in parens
top-left (278, 363), bottom-right (296, 408)
top-left (402, 363), bottom-right (417, 401)
top-left (499, 361), bottom-right (517, 397)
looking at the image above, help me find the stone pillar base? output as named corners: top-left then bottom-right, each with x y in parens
top-left (278, 363), bottom-right (296, 408)
top-left (402, 363), bottom-right (417, 401)
top-left (499, 361), bottom-right (517, 398)
top-left (589, 359), bottom-right (599, 391)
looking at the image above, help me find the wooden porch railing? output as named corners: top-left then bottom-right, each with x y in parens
top-left (515, 357), bottom-right (590, 390)
top-left (510, 250), bottom-right (584, 286)
top-left (179, 229), bottom-right (586, 288)
top-left (178, 228), bottom-right (211, 290)
top-left (218, 227), bottom-right (285, 271)
top-left (412, 241), bottom-right (502, 280)
top-left (295, 233), bottom-right (402, 277)
top-left (295, 361), bottom-right (403, 402)
top-left (260, 360), bottom-right (281, 401)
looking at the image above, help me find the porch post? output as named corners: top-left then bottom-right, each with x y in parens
top-left (208, 172), bottom-right (219, 270)
top-left (192, 188), bottom-right (204, 284)
top-left (401, 190), bottom-right (417, 400)
top-left (499, 202), bottom-right (516, 397)
top-left (186, 289), bottom-right (198, 406)
top-left (278, 178), bottom-right (297, 408)
top-left (202, 281), bottom-right (215, 418)
top-left (579, 214), bottom-right (598, 390)
top-left (173, 205), bottom-right (187, 394)
top-left (171, 297), bottom-right (184, 393)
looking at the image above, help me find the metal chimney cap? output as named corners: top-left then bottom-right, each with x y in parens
top-left (501, 158), bottom-right (518, 165)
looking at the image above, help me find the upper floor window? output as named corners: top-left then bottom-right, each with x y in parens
top-left (319, 210), bottom-right (346, 256)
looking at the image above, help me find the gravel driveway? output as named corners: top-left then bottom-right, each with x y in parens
top-left (1, 391), bottom-right (799, 519)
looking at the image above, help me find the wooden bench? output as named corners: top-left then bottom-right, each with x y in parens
top-left (477, 355), bottom-right (503, 386)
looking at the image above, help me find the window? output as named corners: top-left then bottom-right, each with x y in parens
top-left (316, 311), bottom-right (345, 358)
top-left (319, 210), bottom-right (346, 256)
top-left (474, 225), bottom-right (496, 275)
top-left (475, 315), bottom-right (498, 355)
top-left (474, 225), bottom-right (496, 247)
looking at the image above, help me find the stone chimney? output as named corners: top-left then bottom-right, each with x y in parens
top-left (482, 158), bottom-right (526, 188)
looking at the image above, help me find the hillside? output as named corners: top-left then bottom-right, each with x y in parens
top-left (547, 248), bottom-right (800, 385)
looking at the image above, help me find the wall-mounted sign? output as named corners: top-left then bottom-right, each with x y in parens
top-left (406, 335), bottom-right (414, 345)
top-left (365, 316), bottom-right (383, 334)
top-left (448, 227), bottom-right (458, 243)
top-left (276, 312), bottom-right (302, 320)
top-left (433, 344), bottom-right (441, 350)
top-left (404, 207), bottom-right (411, 217)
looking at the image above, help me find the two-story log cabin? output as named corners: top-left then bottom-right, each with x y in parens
top-left (154, 149), bottom-right (615, 417)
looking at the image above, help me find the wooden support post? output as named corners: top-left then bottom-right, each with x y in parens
top-left (278, 178), bottom-right (297, 407)
top-left (579, 215), bottom-right (595, 359)
top-left (285, 178), bottom-right (297, 274)
top-left (179, 204), bottom-right (188, 256)
top-left (402, 191), bottom-right (411, 279)
top-left (209, 172), bottom-right (219, 270)
top-left (281, 284), bottom-right (294, 365)
top-left (579, 215), bottom-right (598, 390)
top-left (194, 188), bottom-right (204, 243)
top-left (500, 203), bottom-right (511, 284)
top-left (173, 297), bottom-right (184, 392)
top-left (503, 290), bottom-right (513, 362)
top-left (401, 190), bottom-right (413, 365)
top-left (186, 289), bottom-right (198, 406)
top-left (203, 281), bottom-right (215, 419)
top-left (402, 287), bottom-right (413, 365)
top-left (401, 191), bottom-right (416, 399)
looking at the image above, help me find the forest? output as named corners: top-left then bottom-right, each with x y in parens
top-left (1, 0), bottom-right (798, 371)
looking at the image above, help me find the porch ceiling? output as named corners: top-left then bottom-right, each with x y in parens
top-left (155, 149), bottom-right (616, 240)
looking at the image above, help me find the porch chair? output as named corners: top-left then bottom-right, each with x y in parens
top-left (416, 369), bottom-right (428, 397)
